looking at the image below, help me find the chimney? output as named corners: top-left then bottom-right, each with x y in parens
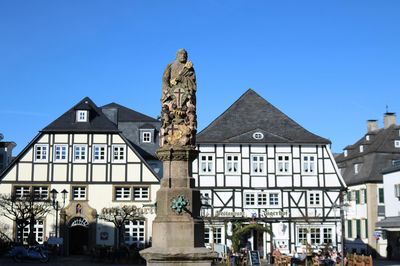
top-left (367, 120), bottom-right (379, 133)
top-left (384, 112), bottom-right (396, 129)
top-left (102, 108), bottom-right (118, 125)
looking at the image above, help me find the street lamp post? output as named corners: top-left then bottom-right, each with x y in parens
top-left (50, 189), bottom-right (68, 238)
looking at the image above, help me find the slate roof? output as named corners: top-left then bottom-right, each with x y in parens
top-left (335, 124), bottom-right (400, 186)
top-left (43, 97), bottom-right (120, 133)
top-left (101, 103), bottom-right (158, 122)
top-left (197, 89), bottom-right (330, 144)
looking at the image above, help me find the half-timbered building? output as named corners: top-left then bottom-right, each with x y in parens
top-left (192, 89), bottom-right (346, 258)
top-left (0, 97), bottom-right (160, 254)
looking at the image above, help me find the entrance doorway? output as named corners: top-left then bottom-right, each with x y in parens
top-left (69, 217), bottom-right (89, 255)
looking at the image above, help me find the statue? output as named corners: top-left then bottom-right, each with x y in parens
top-left (160, 49), bottom-right (197, 147)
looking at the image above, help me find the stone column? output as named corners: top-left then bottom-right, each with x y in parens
top-left (140, 147), bottom-right (215, 265)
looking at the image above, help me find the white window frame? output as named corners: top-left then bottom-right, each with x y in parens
top-left (34, 144), bottom-right (48, 162)
top-left (245, 192), bottom-right (256, 206)
top-left (20, 220), bottom-right (44, 244)
top-left (72, 186), bottom-right (87, 201)
top-left (308, 191), bottom-right (322, 207)
top-left (76, 110), bottom-right (88, 122)
top-left (257, 192), bottom-right (268, 206)
top-left (14, 186), bottom-right (30, 198)
top-left (251, 154), bottom-right (266, 175)
top-left (276, 153), bottom-right (291, 174)
top-left (302, 154), bottom-right (316, 175)
top-left (133, 187), bottom-right (149, 201)
top-left (142, 131), bottom-right (152, 143)
top-left (92, 144), bottom-right (106, 163)
top-left (395, 140), bottom-right (400, 148)
top-left (54, 144), bottom-right (68, 162)
top-left (112, 145), bottom-right (126, 162)
top-left (115, 187), bottom-right (131, 201)
top-left (33, 186), bottom-right (49, 200)
top-left (225, 153), bottom-right (240, 174)
top-left (354, 164), bottom-right (359, 174)
top-left (344, 150), bottom-right (348, 157)
top-left (360, 145), bottom-right (364, 153)
top-left (124, 220), bottom-right (145, 247)
top-left (269, 192), bottom-right (280, 206)
top-left (199, 153), bottom-right (215, 174)
top-left (73, 145), bottom-right (87, 162)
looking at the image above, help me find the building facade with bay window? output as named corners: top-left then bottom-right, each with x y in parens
top-left (0, 97), bottom-right (160, 254)
top-left (193, 89), bottom-right (346, 258)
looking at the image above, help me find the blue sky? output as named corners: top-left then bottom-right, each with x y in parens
top-left (1, 1), bottom-right (399, 154)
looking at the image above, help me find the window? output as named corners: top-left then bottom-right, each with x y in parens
top-left (395, 140), bottom-right (400, 148)
top-left (356, 220), bottom-right (361, 238)
top-left (213, 227), bottom-right (222, 244)
top-left (34, 144), bottom-right (48, 162)
top-left (277, 154), bottom-right (291, 174)
top-left (298, 228), bottom-right (307, 245)
top-left (344, 150), bottom-right (348, 157)
top-left (18, 220), bottom-right (44, 244)
top-left (115, 187), bottom-right (131, 201)
top-left (252, 132), bottom-right (264, 140)
top-left (204, 227), bottom-right (211, 244)
top-left (347, 191), bottom-right (352, 201)
top-left (124, 220), bottom-right (145, 247)
top-left (302, 155), bottom-right (316, 174)
top-left (226, 154), bottom-right (240, 174)
top-left (323, 228), bottom-right (332, 244)
top-left (245, 193), bottom-right (255, 206)
top-left (199, 154), bottom-right (214, 174)
top-left (354, 164), bottom-right (359, 174)
top-left (33, 186), bottom-right (48, 200)
top-left (347, 220), bottom-right (353, 238)
top-left (269, 193), bottom-right (279, 206)
top-left (366, 135), bottom-right (370, 141)
top-left (142, 132), bottom-right (152, 143)
top-left (54, 145), bottom-right (67, 162)
top-left (251, 155), bottom-right (266, 174)
top-left (112, 145), bottom-right (125, 162)
top-left (257, 192), bottom-right (267, 206)
top-left (364, 219), bottom-right (368, 238)
top-left (309, 191), bottom-right (321, 206)
top-left (378, 188), bottom-right (384, 204)
top-left (76, 110), bottom-right (88, 122)
top-left (93, 145), bottom-right (106, 162)
top-left (310, 228), bottom-right (321, 245)
top-left (14, 186), bottom-right (30, 198)
top-left (395, 184), bottom-right (400, 198)
top-left (355, 190), bottom-right (360, 204)
top-left (359, 145), bottom-right (364, 153)
top-left (73, 145), bottom-right (87, 162)
top-left (360, 189), bottom-right (367, 204)
top-left (133, 187), bottom-right (149, 200)
top-left (72, 186), bottom-right (87, 200)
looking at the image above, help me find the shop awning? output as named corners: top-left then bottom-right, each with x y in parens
top-left (376, 216), bottom-right (400, 231)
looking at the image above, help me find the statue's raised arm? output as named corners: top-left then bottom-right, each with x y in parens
top-left (160, 49), bottom-right (197, 148)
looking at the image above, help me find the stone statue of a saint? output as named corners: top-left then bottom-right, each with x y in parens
top-left (160, 49), bottom-right (197, 147)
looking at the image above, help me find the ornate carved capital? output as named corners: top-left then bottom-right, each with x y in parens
top-left (157, 146), bottom-right (199, 162)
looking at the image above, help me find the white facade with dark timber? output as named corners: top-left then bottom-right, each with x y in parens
top-left (193, 89), bottom-right (346, 258)
top-left (0, 97), bottom-right (160, 254)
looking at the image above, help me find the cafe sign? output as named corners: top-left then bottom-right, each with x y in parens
top-left (261, 210), bottom-right (289, 218)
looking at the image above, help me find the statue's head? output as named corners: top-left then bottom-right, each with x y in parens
top-left (176, 49), bottom-right (188, 63)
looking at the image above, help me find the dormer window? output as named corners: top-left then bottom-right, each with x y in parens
top-left (142, 132), bottom-right (152, 143)
top-left (366, 135), bottom-right (370, 141)
top-left (354, 164), bottom-right (359, 174)
top-left (252, 132), bottom-right (264, 140)
top-left (359, 145), bottom-right (364, 153)
top-left (76, 110), bottom-right (88, 122)
top-left (344, 150), bottom-right (348, 157)
top-left (395, 140), bottom-right (400, 148)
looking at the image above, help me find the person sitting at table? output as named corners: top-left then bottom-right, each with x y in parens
top-left (272, 248), bottom-right (281, 264)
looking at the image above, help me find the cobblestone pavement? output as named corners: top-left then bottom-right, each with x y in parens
top-left (1, 256), bottom-right (400, 266)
